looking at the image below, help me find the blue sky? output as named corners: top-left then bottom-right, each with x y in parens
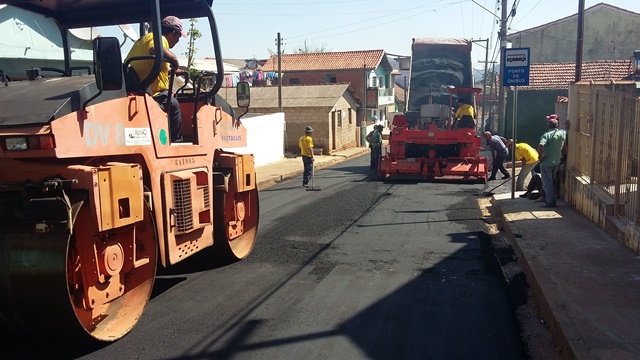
top-left (110, 0), bottom-right (640, 73)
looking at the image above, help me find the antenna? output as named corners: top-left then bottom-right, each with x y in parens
top-left (267, 48), bottom-right (277, 57)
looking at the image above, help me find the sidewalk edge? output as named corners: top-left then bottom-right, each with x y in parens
top-left (490, 197), bottom-right (577, 360)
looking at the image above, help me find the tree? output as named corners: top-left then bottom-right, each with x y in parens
top-left (184, 18), bottom-right (202, 79)
top-left (293, 39), bottom-right (330, 54)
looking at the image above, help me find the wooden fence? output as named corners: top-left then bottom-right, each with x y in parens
top-left (567, 81), bottom-right (640, 225)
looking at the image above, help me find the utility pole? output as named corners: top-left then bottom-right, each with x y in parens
top-left (403, 76), bottom-right (407, 112)
top-left (362, 63), bottom-right (367, 147)
top-left (575, 0), bottom-right (585, 81)
top-left (497, 0), bottom-right (508, 135)
top-left (473, 38), bottom-right (490, 132)
top-left (276, 32), bottom-right (283, 112)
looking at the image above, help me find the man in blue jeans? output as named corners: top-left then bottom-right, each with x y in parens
top-left (537, 117), bottom-right (567, 208)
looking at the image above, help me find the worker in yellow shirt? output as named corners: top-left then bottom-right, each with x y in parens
top-left (298, 126), bottom-right (315, 187)
top-left (454, 98), bottom-right (475, 129)
top-left (125, 16), bottom-right (188, 142)
top-left (506, 139), bottom-right (540, 193)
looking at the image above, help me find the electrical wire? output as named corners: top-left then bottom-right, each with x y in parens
top-left (287, 0), bottom-right (466, 47)
top-left (287, 0), bottom-right (450, 41)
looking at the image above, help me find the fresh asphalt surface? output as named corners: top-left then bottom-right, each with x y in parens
top-left (7, 154), bottom-right (525, 360)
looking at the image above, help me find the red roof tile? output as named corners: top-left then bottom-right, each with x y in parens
top-left (516, 60), bottom-right (634, 90)
top-left (261, 50), bottom-right (387, 72)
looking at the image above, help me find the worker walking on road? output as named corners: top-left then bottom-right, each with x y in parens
top-left (367, 125), bottom-right (383, 170)
top-left (484, 131), bottom-right (510, 181)
top-left (299, 126), bottom-right (315, 187)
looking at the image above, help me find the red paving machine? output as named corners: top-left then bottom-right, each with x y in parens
top-left (377, 87), bottom-right (488, 182)
top-left (377, 38), bottom-right (487, 182)
top-left (0, 0), bottom-right (259, 342)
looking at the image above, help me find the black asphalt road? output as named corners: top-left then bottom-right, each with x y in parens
top-left (8, 155), bottom-right (525, 360)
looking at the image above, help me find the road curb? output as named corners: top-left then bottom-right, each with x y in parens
top-left (490, 197), bottom-right (576, 359)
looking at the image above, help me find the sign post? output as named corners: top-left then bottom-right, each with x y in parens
top-left (502, 47), bottom-right (530, 199)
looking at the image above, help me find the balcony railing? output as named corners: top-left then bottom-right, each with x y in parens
top-left (366, 87), bottom-right (394, 108)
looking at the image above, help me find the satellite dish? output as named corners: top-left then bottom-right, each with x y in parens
top-left (119, 24), bottom-right (139, 41)
top-left (69, 27), bottom-right (98, 41)
top-left (267, 48), bottom-right (277, 56)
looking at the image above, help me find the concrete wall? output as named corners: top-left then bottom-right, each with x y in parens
top-left (237, 94), bottom-right (360, 155)
top-left (565, 169), bottom-right (640, 254)
top-left (223, 112), bottom-right (285, 167)
top-left (248, 106), bottom-right (330, 154)
top-left (330, 96), bottom-right (359, 152)
top-left (508, 5), bottom-right (640, 62)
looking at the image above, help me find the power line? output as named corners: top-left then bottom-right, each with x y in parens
top-left (287, 0), bottom-right (466, 45)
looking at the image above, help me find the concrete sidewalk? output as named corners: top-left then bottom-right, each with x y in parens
top-left (491, 192), bottom-right (640, 360)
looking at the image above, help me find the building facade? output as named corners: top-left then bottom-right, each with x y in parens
top-left (218, 84), bottom-right (360, 155)
top-left (261, 50), bottom-right (395, 133)
top-left (506, 3), bottom-right (640, 63)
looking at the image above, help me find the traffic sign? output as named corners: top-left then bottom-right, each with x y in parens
top-left (502, 47), bottom-right (530, 86)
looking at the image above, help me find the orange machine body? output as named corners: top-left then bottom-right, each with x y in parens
top-left (0, 0), bottom-right (259, 343)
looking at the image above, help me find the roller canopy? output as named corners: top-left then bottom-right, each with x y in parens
top-left (0, 0), bottom-right (214, 28)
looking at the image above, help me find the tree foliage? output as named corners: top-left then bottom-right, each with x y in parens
top-left (184, 18), bottom-right (202, 70)
top-left (293, 39), bottom-right (330, 54)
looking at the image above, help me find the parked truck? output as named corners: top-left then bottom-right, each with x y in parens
top-left (378, 38), bottom-right (487, 181)
top-left (0, 0), bottom-right (259, 342)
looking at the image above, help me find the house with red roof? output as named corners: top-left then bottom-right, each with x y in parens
top-left (261, 50), bottom-right (396, 140)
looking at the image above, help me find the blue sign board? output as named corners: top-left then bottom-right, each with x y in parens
top-left (502, 47), bottom-right (530, 86)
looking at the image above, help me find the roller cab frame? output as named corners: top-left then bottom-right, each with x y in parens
top-left (0, 0), bottom-right (258, 343)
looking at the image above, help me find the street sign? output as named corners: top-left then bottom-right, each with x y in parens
top-left (502, 47), bottom-right (530, 86)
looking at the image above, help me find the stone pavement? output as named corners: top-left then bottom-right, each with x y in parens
top-left (255, 148), bottom-right (640, 360)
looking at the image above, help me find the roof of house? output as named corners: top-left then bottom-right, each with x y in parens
top-left (506, 3), bottom-right (640, 39)
top-left (222, 58), bottom-right (251, 69)
top-left (517, 60), bottom-right (634, 90)
top-left (217, 84), bottom-right (361, 108)
top-left (394, 83), bottom-right (406, 103)
top-left (260, 50), bottom-right (392, 72)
